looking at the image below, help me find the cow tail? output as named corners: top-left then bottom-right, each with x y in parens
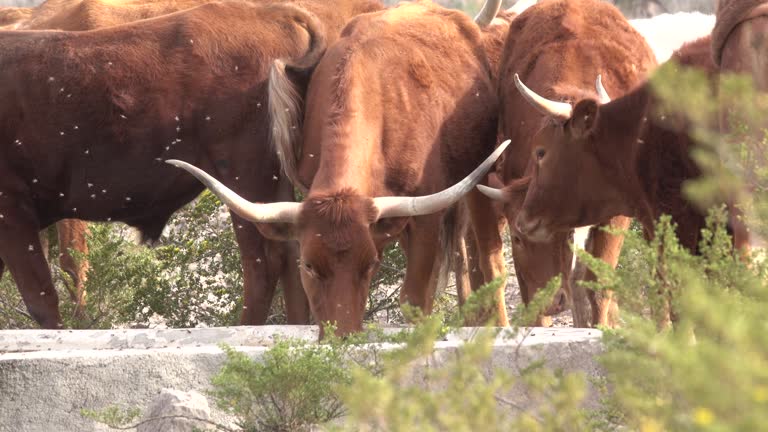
top-left (268, 5), bottom-right (327, 193)
top-left (436, 203), bottom-right (468, 300)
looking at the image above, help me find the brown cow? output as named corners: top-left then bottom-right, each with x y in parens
top-left (4, 0), bottom-right (383, 328)
top-left (0, 1), bottom-right (390, 329)
top-left (505, 36), bottom-right (721, 266)
top-left (0, 7), bottom-right (32, 30)
top-left (169, 0), bottom-right (511, 337)
top-left (17, 0), bottom-right (384, 31)
top-left (477, 0), bottom-right (657, 328)
top-left (713, 0), bottom-right (768, 253)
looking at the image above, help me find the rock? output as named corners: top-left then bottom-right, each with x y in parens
top-left (137, 389), bottom-right (212, 432)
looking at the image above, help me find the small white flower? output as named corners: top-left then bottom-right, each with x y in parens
top-left (28, 244), bottom-right (34, 251)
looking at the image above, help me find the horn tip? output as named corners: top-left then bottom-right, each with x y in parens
top-left (165, 159), bottom-right (184, 167)
top-left (476, 184), bottom-right (505, 201)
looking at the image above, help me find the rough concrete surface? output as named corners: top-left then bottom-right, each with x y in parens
top-left (0, 326), bottom-right (603, 432)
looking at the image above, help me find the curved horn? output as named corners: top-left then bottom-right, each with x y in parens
top-left (476, 184), bottom-right (508, 202)
top-left (513, 73), bottom-right (573, 120)
top-left (595, 74), bottom-right (611, 104)
top-left (373, 139), bottom-right (511, 219)
top-left (166, 159), bottom-right (300, 223)
top-left (474, 0), bottom-right (502, 27)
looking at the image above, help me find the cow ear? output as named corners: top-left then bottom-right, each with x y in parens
top-left (254, 222), bottom-right (296, 241)
top-left (569, 99), bottom-right (599, 139)
top-left (505, 176), bottom-right (531, 211)
top-left (372, 217), bottom-right (409, 248)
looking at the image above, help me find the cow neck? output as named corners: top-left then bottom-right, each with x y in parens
top-left (307, 114), bottom-right (383, 200)
top-left (595, 84), bottom-right (657, 229)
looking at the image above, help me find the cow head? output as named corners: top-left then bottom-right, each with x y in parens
top-left (481, 74), bottom-right (629, 242)
top-left (167, 140), bottom-right (508, 337)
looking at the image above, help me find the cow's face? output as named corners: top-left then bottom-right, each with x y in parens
top-left (516, 100), bottom-right (624, 241)
top-left (508, 225), bottom-right (569, 316)
top-left (296, 193), bottom-right (401, 338)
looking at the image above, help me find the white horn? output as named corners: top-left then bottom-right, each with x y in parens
top-left (373, 139), bottom-right (511, 219)
top-left (476, 184), bottom-right (507, 202)
top-left (166, 159), bottom-right (300, 223)
top-left (595, 74), bottom-right (611, 104)
top-left (513, 73), bottom-right (573, 120)
top-left (474, 0), bottom-right (502, 27)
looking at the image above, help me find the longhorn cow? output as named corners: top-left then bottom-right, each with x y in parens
top-left (477, 0), bottom-right (657, 328)
top-left (0, 1), bottom-right (388, 329)
top-left (169, 0), bottom-right (511, 337)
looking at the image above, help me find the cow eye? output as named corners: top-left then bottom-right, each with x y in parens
top-left (300, 261), bottom-right (318, 277)
top-left (535, 148), bottom-right (546, 160)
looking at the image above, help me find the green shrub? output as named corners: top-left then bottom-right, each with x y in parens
top-left (210, 339), bottom-right (354, 432)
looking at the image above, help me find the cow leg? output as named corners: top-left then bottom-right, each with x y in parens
top-left (273, 175), bottom-right (309, 324)
top-left (231, 213), bottom-right (280, 325)
top-left (0, 204), bottom-right (61, 328)
top-left (57, 219), bottom-right (89, 317)
top-left (465, 189), bottom-right (509, 326)
top-left (454, 232), bottom-right (472, 307)
top-left (276, 239), bottom-right (310, 324)
top-left (464, 225), bottom-right (488, 293)
top-left (399, 215), bottom-right (443, 316)
top-left (579, 215), bottom-right (630, 328)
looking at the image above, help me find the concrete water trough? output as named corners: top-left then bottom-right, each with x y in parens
top-left (0, 326), bottom-right (604, 431)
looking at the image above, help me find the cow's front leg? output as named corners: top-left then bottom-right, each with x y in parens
top-left (231, 212), bottom-right (279, 325)
top-left (399, 214), bottom-right (443, 317)
top-left (0, 201), bottom-right (61, 328)
top-left (274, 239), bottom-right (310, 324)
top-left (465, 189), bottom-right (509, 326)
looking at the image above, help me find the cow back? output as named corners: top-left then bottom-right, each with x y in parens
top-left (0, 2), bottom-right (321, 232)
top-left (497, 0), bottom-right (656, 180)
top-left (299, 0), bottom-right (497, 197)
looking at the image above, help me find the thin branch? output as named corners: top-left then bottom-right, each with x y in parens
top-left (104, 414), bottom-right (237, 431)
top-left (0, 296), bottom-right (33, 321)
top-left (495, 395), bottom-right (544, 422)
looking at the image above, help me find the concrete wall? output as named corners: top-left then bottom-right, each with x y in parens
top-left (0, 326), bottom-right (603, 432)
